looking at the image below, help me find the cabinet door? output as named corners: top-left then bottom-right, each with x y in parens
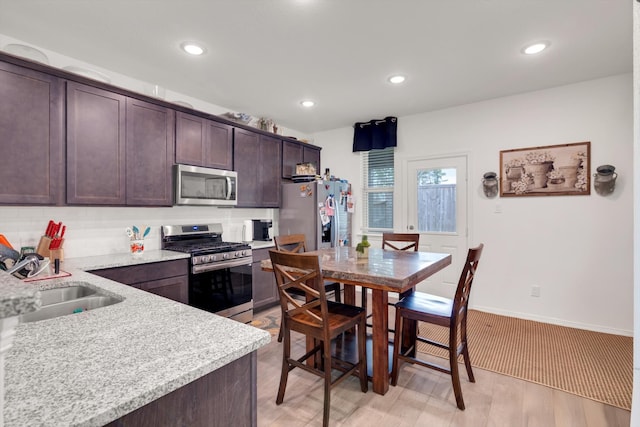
top-left (0, 62), bottom-right (64, 205)
top-left (126, 98), bottom-right (175, 206)
top-left (176, 112), bottom-right (233, 170)
top-left (303, 146), bottom-right (321, 175)
top-left (175, 111), bottom-right (205, 167)
top-left (259, 135), bottom-right (282, 207)
top-left (234, 128), bottom-right (260, 207)
top-left (140, 275), bottom-right (189, 304)
top-left (252, 248), bottom-right (278, 311)
top-left (67, 82), bottom-right (126, 205)
top-left (281, 140), bottom-right (303, 179)
top-left (204, 120), bottom-right (233, 170)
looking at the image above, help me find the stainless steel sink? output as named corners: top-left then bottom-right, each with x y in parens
top-left (38, 285), bottom-right (98, 305)
top-left (20, 283), bottom-right (123, 323)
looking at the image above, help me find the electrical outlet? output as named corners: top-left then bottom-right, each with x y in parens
top-left (531, 285), bottom-right (541, 297)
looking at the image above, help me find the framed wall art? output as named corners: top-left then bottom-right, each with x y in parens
top-left (500, 141), bottom-right (591, 197)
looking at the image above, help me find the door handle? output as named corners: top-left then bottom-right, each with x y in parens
top-left (408, 225), bottom-right (415, 230)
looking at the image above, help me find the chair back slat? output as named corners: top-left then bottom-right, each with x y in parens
top-left (274, 234), bottom-right (307, 253)
top-left (382, 233), bottom-right (420, 252)
top-left (270, 249), bottom-right (328, 328)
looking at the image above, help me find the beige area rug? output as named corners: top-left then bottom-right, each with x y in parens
top-left (416, 310), bottom-right (632, 410)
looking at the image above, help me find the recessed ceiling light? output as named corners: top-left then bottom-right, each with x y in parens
top-left (388, 75), bottom-right (406, 84)
top-left (180, 42), bottom-right (206, 56)
top-left (300, 100), bottom-right (315, 108)
top-left (522, 42), bottom-right (550, 55)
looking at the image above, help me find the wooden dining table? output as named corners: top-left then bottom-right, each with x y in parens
top-left (262, 246), bottom-right (452, 395)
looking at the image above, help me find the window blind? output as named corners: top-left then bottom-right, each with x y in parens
top-left (361, 147), bottom-right (394, 231)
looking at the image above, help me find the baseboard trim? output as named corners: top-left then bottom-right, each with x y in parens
top-left (472, 305), bottom-right (633, 337)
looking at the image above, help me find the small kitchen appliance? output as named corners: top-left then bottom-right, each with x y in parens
top-left (161, 223), bottom-right (253, 323)
top-left (252, 219), bottom-right (272, 241)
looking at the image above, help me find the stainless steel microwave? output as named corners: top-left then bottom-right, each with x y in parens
top-left (174, 164), bottom-right (237, 206)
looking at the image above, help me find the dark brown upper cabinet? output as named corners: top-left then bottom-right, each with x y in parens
top-left (175, 112), bottom-right (233, 170)
top-left (281, 140), bottom-right (321, 179)
top-left (67, 82), bottom-right (174, 206)
top-left (0, 61), bottom-right (64, 205)
top-left (125, 98), bottom-right (175, 206)
top-left (234, 129), bottom-right (281, 208)
top-left (67, 82), bottom-right (127, 205)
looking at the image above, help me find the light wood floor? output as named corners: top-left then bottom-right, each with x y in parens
top-left (255, 306), bottom-right (630, 427)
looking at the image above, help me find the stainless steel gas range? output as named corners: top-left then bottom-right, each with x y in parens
top-left (161, 223), bottom-right (253, 323)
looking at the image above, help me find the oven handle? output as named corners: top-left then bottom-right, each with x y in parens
top-left (192, 257), bottom-right (252, 274)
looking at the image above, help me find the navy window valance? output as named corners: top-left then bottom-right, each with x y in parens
top-left (352, 116), bottom-right (398, 152)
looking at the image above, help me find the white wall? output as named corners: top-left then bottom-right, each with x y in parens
top-left (315, 73), bottom-right (633, 336)
top-left (630, 2), bottom-right (639, 424)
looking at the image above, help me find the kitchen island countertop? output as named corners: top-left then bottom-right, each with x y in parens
top-left (2, 250), bottom-right (271, 426)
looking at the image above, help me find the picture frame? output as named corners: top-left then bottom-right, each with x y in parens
top-left (500, 141), bottom-right (591, 197)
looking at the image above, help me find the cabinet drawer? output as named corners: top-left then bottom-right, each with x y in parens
top-left (90, 259), bottom-right (189, 285)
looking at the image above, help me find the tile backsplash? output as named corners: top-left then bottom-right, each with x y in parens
top-left (0, 206), bottom-right (278, 257)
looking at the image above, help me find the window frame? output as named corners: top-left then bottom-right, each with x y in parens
top-left (361, 147), bottom-right (395, 233)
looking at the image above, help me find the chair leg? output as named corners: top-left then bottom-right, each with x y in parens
top-left (448, 337), bottom-right (465, 410)
top-left (358, 318), bottom-right (368, 393)
top-left (462, 344), bottom-right (475, 383)
top-left (322, 339), bottom-right (332, 427)
top-left (276, 324), bottom-right (290, 405)
top-left (460, 315), bottom-right (475, 383)
top-left (277, 323), bottom-right (283, 343)
top-left (390, 308), bottom-right (403, 386)
top-left (334, 284), bottom-right (341, 303)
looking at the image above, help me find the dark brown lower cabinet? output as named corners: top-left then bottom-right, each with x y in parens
top-left (89, 259), bottom-right (188, 304)
top-left (252, 248), bottom-right (278, 311)
top-left (105, 352), bottom-right (257, 427)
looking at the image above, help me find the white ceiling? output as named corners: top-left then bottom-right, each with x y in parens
top-left (0, 0), bottom-right (632, 134)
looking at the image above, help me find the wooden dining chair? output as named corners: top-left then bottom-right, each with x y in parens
top-left (390, 243), bottom-right (484, 410)
top-left (360, 233), bottom-right (420, 325)
top-left (269, 249), bottom-right (368, 427)
top-left (274, 234), bottom-right (342, 342)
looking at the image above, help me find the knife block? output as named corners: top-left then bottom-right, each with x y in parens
top-left (49, 248), bottom-right (64, 263)
top-left (36, 236), bottom-right (51, 258)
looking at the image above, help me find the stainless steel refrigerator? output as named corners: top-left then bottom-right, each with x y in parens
top-left (280, 180), bottom-right (352, 250)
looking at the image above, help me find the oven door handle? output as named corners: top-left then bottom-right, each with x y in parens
top-left (192, 257), bottom-right (252, 274)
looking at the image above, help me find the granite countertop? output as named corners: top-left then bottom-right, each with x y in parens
top-left (250, 240), bottom-right (275, 250)
top-left (2, 250), bottom-right (271, 427)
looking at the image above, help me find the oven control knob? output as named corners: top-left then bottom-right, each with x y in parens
top-left (235, 251), bottom-right (242, 258)
top-left (223, 253), bottom-right (230, 260)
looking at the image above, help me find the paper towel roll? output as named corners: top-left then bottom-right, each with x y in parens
top-left (242, 220), bottom-right (253, 242)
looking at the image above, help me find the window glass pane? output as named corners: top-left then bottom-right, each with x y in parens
top-left (417, 168), bottom-right (457, 232)
top-left (362, 147), bottom-right (394, 231)
top-left (367, 192), bottom-right (393, 229)
top-left (367, 149), bottom-right (394, 187)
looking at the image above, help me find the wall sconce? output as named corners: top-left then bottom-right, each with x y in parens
top-left (593, 165), bottom-right (617, 196)
top-left (482, 172), bottom-right (499, 198)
